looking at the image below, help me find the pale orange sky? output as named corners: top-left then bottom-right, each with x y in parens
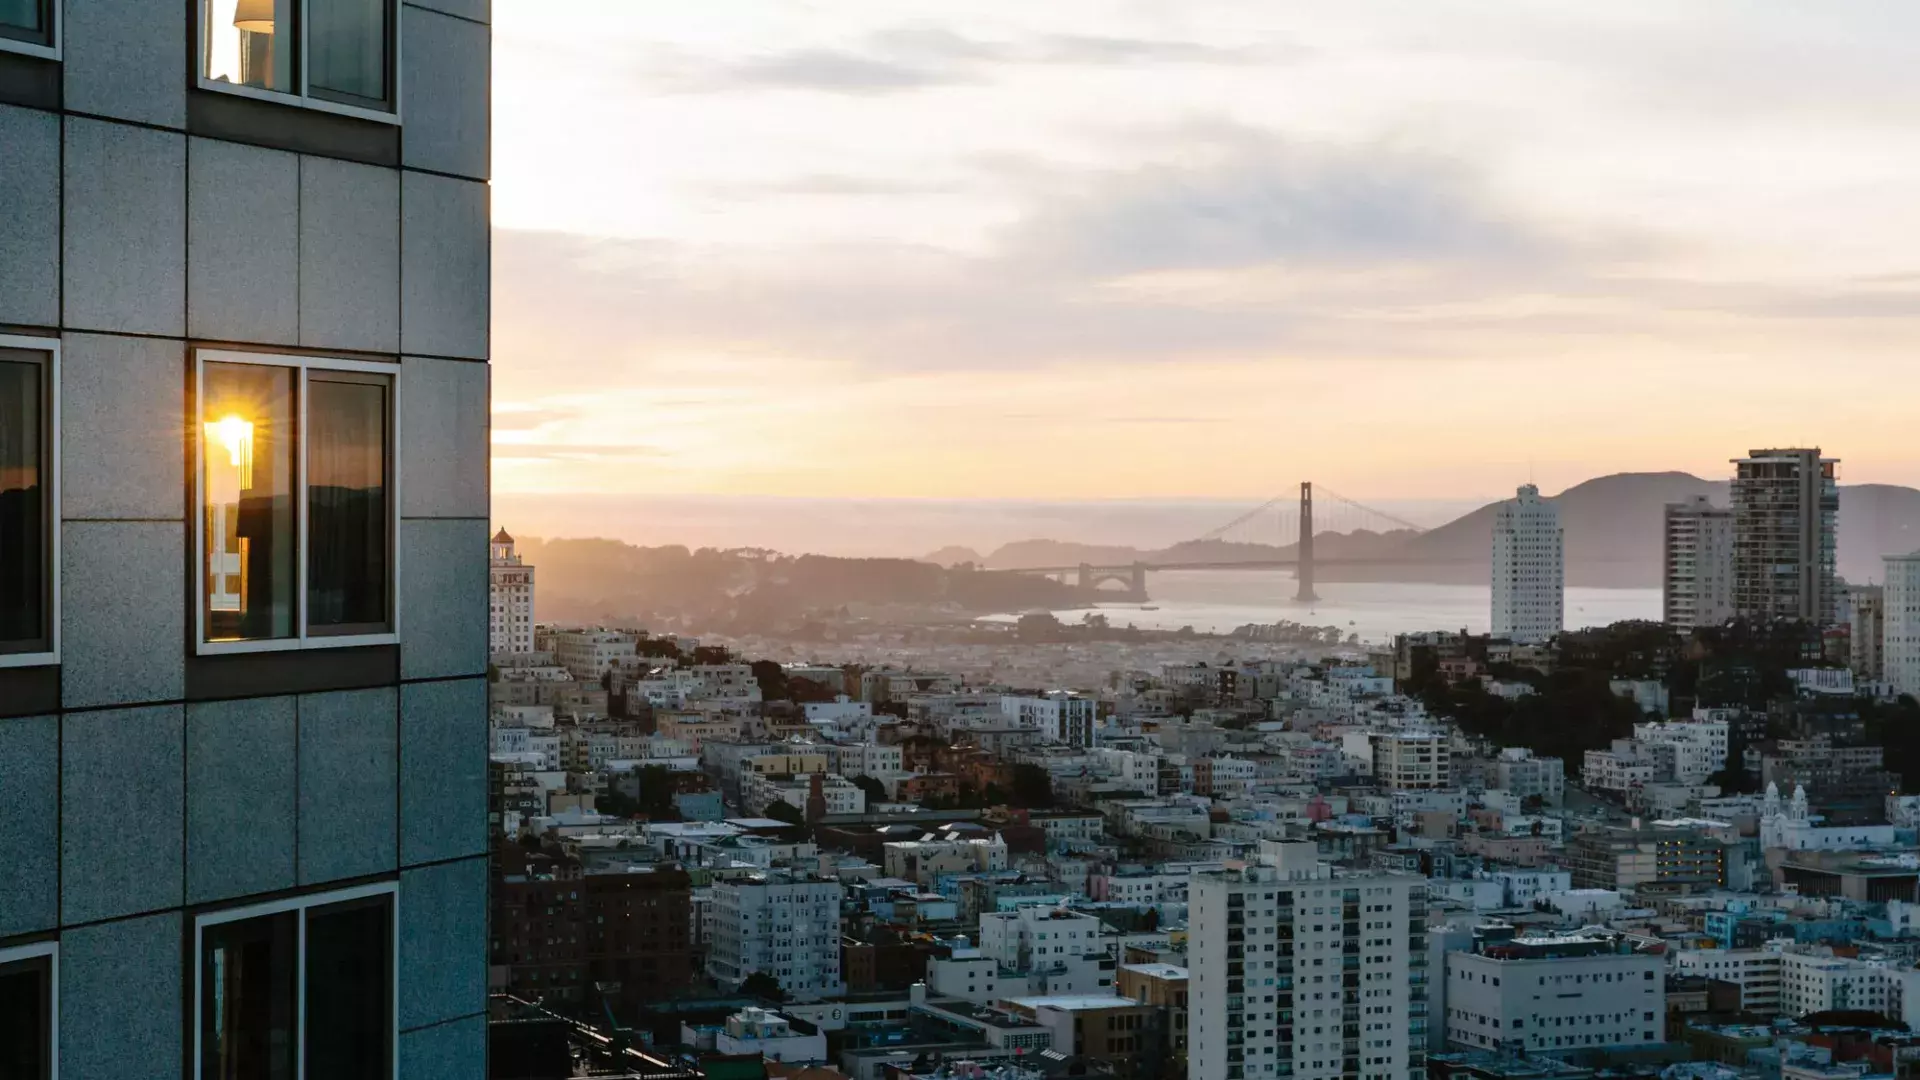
top-left (489, 1), bottom-right (1920, 502)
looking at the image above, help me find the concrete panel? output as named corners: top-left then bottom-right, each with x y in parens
top-left (188, 696), bottom-right (298, 903)
top-left (61, 521), bottom-right (185, 708)
top-left (402, 5), bottom-right (490, 180)
top-left (0, 715), bottom-right (56, 937)
top-left (63, 0), bottom-right (188, 128)
top-left (61, 705), bottom-right (185, 925)
top-left (400, 172), bottom-right (489, 360)
top-left (398, 1014), bottom-right (486, 1079)
top-left (59, 333), bottom-right (186, 521)
top-left (189, 138), bottom-right (300, 344)
top-left (0, 105), bottom-right (59, 328)
top-left (60, 912), bottom-right (183, 1080)
top-left (63, 118), bottom-right (187, 336)
top-left (399, 856), bottom-right (487, 1030)
top-left (399, 355), bottom-right (488, 518)
top-left (401, 677), bottom-right (487, 866)
top-left (399, 518), bottom-right (488, 680)
top-left (299, 155), bottom-right (400, 353)
top-left (403, 0), bottom-right (488, 25)
top-left (298, 686), bottom-right (398, 884)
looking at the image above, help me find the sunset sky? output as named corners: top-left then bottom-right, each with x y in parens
top-left (489, 2), bottom-right (1920, 504)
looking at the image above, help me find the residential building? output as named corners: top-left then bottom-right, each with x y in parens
top-left (1887, 553), bottom-right (1920, 697)
top-left (1373, 732), bottom-right (1451, 791)
top-left (492, 853), bottom-right (695, 1017)
top-left (1002, 692), bottom-right (1098, 746)
top-left (491, 528), bottom-right (537, 655)
top-left (1850, 585), bottom-right (1886, 682)
top-left (1674, 948), bottom-right (1783, 1015)
top-left (1493, 748), bottom-right (1565, 807)
top-left (552, 628), bottom-right (639, 681)
top-left (1564, 824), bottom-right (1726, 891)
top-left (1492, 484), bottom-right (1564, 644)
top-left (1006, 995), bottom-right (1164, 1078)
top-left (0, 2), bottom-right (491, 1075)
top-left (1731, 448), bottom-right (1840, 624)
top-left (1777, 949), bottom-right (1898, 1018)
top-left (707, 870), bottom-right (847, 1002)
top-left (1188, 841), bottom-right (1430, 1080)
top-left (1118, 963), bottom-right (1191, 1067)
top-left (1663, 496), bottom-right (1736, 633)
top-left (1443, 926), bottom-right (1664, 1055)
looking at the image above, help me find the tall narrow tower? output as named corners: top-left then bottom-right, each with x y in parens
top-left (1295, 481), bottom-right (1319, 602)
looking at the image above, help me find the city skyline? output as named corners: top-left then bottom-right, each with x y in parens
top-left (492, 1), bottom-right (1920, 500)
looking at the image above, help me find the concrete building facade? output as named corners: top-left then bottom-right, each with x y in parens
top-left (1731, 448), bottom-right (1840, 625)
top-left (707, 870), bottom-right (847, 1002)
top-left (0, 1), bottom-right (490, 1076)
top-left (1885, 553), bottom-right (1920, 698)
top-left (1664, 495), bottom-right (1736, 633)
top-left (1444, 928), bottom-right (1664, 1055)
top-left (1188, 842), bottom-right (1429, 1080)
top-left (490, 528), bottom-right (536, 655)
top-left (1492, 484), bottom-right (1564, 644)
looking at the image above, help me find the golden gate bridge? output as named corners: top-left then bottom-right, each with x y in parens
top-left (1008, 482), bottom-right (1443, 603)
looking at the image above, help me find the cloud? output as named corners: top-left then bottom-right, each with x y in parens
top-left (491, 440), bottom-right (670, 463)
top-left (653, 25), bottom-right (1297, 97)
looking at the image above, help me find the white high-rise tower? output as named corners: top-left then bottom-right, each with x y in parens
top-left (490, 528), bottom-right (537, 655)
top-left (1492, 484), bottom-right (1563, 643)
top-left (1885, 552), bottom-right (1920, 697)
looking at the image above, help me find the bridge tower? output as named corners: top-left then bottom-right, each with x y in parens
top-left (1295, 481), bottom-right (1319, 602)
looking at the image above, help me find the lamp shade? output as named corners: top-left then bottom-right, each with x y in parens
top-left (233, 0), bottom-right (275, 33)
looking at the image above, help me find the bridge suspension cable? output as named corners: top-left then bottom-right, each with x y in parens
top-left (1312, 487), bottom-right (1430, 534)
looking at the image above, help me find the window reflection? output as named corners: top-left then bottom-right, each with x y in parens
top-left (202, 912), bottom-right (299, 1080)
top-left (0, 953), bottom-right (53, 1080)
top-left (0, 353), bottom-right (47, 656)
top-left (202, 362), bottom-right (297, 642)
top-left (308, 373), bottom-right (390, 634)
top-left (203, 0), bottom-right (293, 93)
top-left (311, 0), bottom-right (389, 106)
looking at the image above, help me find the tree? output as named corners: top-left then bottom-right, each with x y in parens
top-left (851, 774), bottom-right (889, 805)
top-left (762, 800), bottom-right (806, 826)
top-left (740, 971), bottom-right (787, 1003)
top-left (750, 659), bottom-right (790, 702)
top-left (1010, 764), bottom-right (1056, 809)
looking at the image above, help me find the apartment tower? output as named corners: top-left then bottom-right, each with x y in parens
top-left (1885, 554), bottom-right (1920, 698)
top-left (1663, 495), bottom-right (1735, 633)
top-left (1492, 483), bottom-right (1564, 644)
top-left (1188, 842), bottom-right (1430, 1080)
top-left (1730, 448), bottom-right (1839, 624)
top-left (1849, 584), bottom-right (1885, 682)
top-left (0, 0), bottom-right (492, 1075)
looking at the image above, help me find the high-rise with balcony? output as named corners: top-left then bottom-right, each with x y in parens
top-left (1663, 495), bottom-right (1735, 633)
top-left (1188, 841), bottom-right (1429, 1080)
top-left (1491, 484), bottom-right (1563, 644)
top-left (1731, 448), bottom-right (1839, 624)
top-left (0, 1), bottom-right (491, 1075)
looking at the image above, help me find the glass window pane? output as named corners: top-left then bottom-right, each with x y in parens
top-left (0, 0), bottom-right (46, 41)
top-left (202, 362), bottom-right (297, 643)
top-left (201, 913), bottom-right (299, 1080)
top-left (309, 0), bottom-right (388, 106)
top-left (0, 955), bottom-right (52, 1080)
top-left (308, 374), bottom-right (390, 635)
top-left (203, 0), bottom-right (294, 93)
top-left (305, 896), bottom-right (393, 1079)
top-left (0, 353), bottom-right (47, 656)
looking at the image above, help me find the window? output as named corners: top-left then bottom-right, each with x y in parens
top-left (198, 0), bottom-right (397, 120)
top-left (0, 0), bottom-right (56, 58)
top-left (0, 941), bottom-right (56, 1080)
top-left (194, 884), bottom-right (396, 1080)
top-left (0, 337), bottom-right (57, 668)
top-left (194, 350), bottom-right (396, 653)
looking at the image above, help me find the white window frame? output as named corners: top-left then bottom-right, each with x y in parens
top-left (0, 939), bottom-right (59, 1080)
top-left (194, 0), bottom-right (401, 124)
top-left (192, 348), bottom-right (400, 656)
top-left (191, 880), bottom-right (400, 1080)
top-left (0, 334), bottom-right (60, 670)
top-left (0, 0), bottom-right (59, 60)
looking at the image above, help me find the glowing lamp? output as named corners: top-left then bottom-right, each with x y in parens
top-left (234, 0), bottom-right (276, 33)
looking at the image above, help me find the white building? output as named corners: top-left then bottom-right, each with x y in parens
top-left (1444, 927), bottom-right (1664, 1055)
top-left (1632, 719), bottom-right (1729, 785)
top-left (1673, 948), bottom-right (1782, 1015)
top-left (551, 628), bottom-right (638, 681)
top-left (1779, 950), bottom-right (1897, 1019)
top-left (1003, 693), bottom-right (1098, 746)
top-left (1663, 496), bottom-right (1735, 633)
top-left (706, 871), bottom-right (846, 1002)
top-left (682, 1007), bottom-right (827, 1065)
top-left (1493, 748), bottom-right (1565, 807)
top-left (1492, 484), bottom-right (1564, 645)
top-left (1759, 783), bottom-right (1900, 852)
top-left (490, 529), bottom-right (537, 655)
top-left (1188, 842), bottom-right (1428, 1080)
top-left (1373, 732), bottom-right (1451, 791)
top-left (1886, 551), bottom-right (1920, 698)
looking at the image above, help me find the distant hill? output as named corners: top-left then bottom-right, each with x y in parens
top-left (920, 545), bottom-right (986, 567)
top-left (931, 472), bottom-right (1920, 588)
